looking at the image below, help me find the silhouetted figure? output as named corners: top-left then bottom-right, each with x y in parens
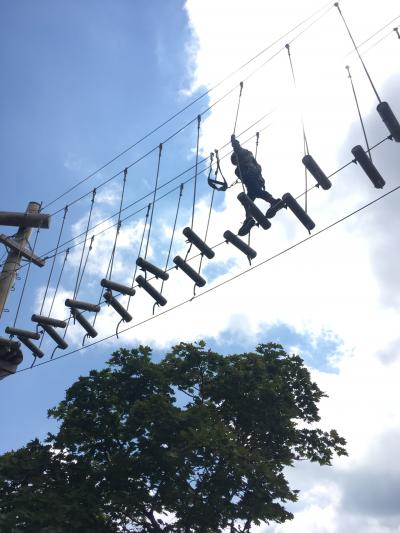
top-left (231, 135), bottom-right (282, 236)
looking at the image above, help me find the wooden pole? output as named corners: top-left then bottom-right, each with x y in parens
top-left (0, 202), bottom-right (41, 320)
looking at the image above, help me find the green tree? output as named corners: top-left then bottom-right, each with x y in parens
top-left (0, 342), bottom-right (347, 532)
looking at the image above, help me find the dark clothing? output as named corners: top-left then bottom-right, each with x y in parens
top-left (232, 138), bottom-right (276, 220)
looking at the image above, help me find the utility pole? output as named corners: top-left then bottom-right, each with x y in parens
top-left (0, 202), bottom-right (50, 378)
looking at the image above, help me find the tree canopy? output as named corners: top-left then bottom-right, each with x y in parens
top-left (0, 341), bottom-right (347, 532)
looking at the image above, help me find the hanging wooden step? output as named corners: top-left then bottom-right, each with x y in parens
top-left (351, 145), bottom-right (385, 189)
top-left (70, 308), bottom-right (98, 338)
top-left (31, 314), bottom-right (67, 329)
top-left (17, 336), bottom-right (44, 358)
top-left (65, 299), bottom-right (101, 313)
top-left (136, 257), bottom-right (169, 280)
top-left (237, 193), bottom-right (271, 230)
top-left (40, 324), bottom-right (68, 350)
top-left (182, 227), bottom-right (215, 259)
top-left (223, 231), bottom-right (257, 259)
top-left (377, 101), bottom-right (400, 142)
top-left (173, 256), bottom-right (206, 287)
top-left (104, 290), bottom-right (132, 322)
top-left (135, 275), bottom-right (167, 306)
top-left (282, 193), bottom-right (315, 232)
top-left (100, 278), bottom-right (136, 296)
top-left (5, 326), bottom-right (40, 340)
top-left (31, 314), bottom-right (68, 349)
top-left (302, 155), bottom-right (332, 190)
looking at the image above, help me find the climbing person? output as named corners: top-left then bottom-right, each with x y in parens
top-left (231, 134), bottom-right (283, 236)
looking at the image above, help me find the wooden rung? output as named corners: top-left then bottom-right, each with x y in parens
top-left (71, 309), bottom-right (98, 338)
top-left (282, 193), bottom-right (316, 232)
top-left (173, 256), bottom-right (206, 287)
top-left (223, 231), bottom-right (257, 259)
top-left (302, 155), bottom-right (332, 190)
top-left (31, 314), bottom-right (67, 329)
top-left (18, 336), bottom-right (44, 358)
top-left (0, 211), bottom-right (50, 229)
top-left (351, 145), bottom-right (386, 189)
top-left (104, 291), bottom-right (132, 322)
top-left (136, 257), bottom-right (169, 281)
top-left (65, 299), bottom-right (101, 313)
top-left (41, 324), bottom-right (68, 350)
top-left (5, 326), bottom-right (40, 340)
top-left (377, 101), bottom-right (400, 142)
top-left (135, 275), bottom-right (167, 306)
top-left (182, 227), bottom-right (215, 259)
top-left (0, 235), bottom-right (45, 267)
top-left (237, 193), bottom-right (271, 230)
top-left (100, 278), bottom-right (136, 296)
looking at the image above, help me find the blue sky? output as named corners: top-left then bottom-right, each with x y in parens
top-left (1, 1), bottom-right (400, 531)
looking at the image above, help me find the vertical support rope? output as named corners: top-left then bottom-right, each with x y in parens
top-left (190, 116), bottom-right (202, 231)
top-left (144, 144), bottom-right (163, 261)
top-left (39, 205), bottom-right (68, 316)
top-left (346, 65), bottom-right (372, 161)
top-left (334, 2), bottom-right (382, 104)
top-left (232, 83), bottom-right (246, 194)
top-left (73, 188), bottom-right (96, 301)
top-left (161, 184), bottom-right (184, 295)
top-left (153, 183), bottom-right (185, 312)
top-left (286, 43), bottom-right (310, 212)
top-left (233, 82), bottom-right (244, 135)
top-left (126, 204), bottom-right (151, 312)
top-left (76, 236), bottom-right (95, 296)
top-left (108, 168), bottom-right (128, 280)
top-left (394, 27), bottom-right (400, 40)
top-left (254, 132), bottom-right (260, 161)
top-left (12, 225), bottom-right (42, 327)
top-left (48, 249), bottom-right (69, 318)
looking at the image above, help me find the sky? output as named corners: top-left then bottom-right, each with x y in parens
top-left (1, 1), bottom-right (400, 531)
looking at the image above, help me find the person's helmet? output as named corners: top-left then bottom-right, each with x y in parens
top-left (230, 153), bottom-right (238, 166)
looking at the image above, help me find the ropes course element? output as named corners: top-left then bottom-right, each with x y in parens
top-left (64, 190), bottom-right (100, 340)
top-left (30, 207), bottom-right (70, 357)
top-left (254, 132), bottom-right (260, 161)
top-left (334, 2), bottom-right (400, 143)
top-left (5, 224), bottom-right (45, 360)
top-left (153, 183), bottom-right (185, 314)
top-left (174, 127), bottom-right (215, 293)
top-left (345, 65), bottom-right (372, 161)
top-left (285, 43), bottom-right (310, 212)
top-left (38, 206), bottom-right (69, 317)
top-left (135, 144), bottom-right (169, 307)
top-left (5, 2), bottom-right (400, 373)
top-left (233, 82), bottom-right (244, 136)
top-left (16, 177), bottom-right (400, 376)
top-left (190, 116), bottom-right (201, 232)
top-left (207, 150), bottom-right (228, 192)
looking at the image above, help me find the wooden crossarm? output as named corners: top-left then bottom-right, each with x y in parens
top-left (0, 234), bottom-right (45, 267)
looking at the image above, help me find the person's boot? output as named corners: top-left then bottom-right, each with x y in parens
top-left (238, 217), bottom-right (256, 236)
top-left (266, 198), bottom-right (284, 219)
